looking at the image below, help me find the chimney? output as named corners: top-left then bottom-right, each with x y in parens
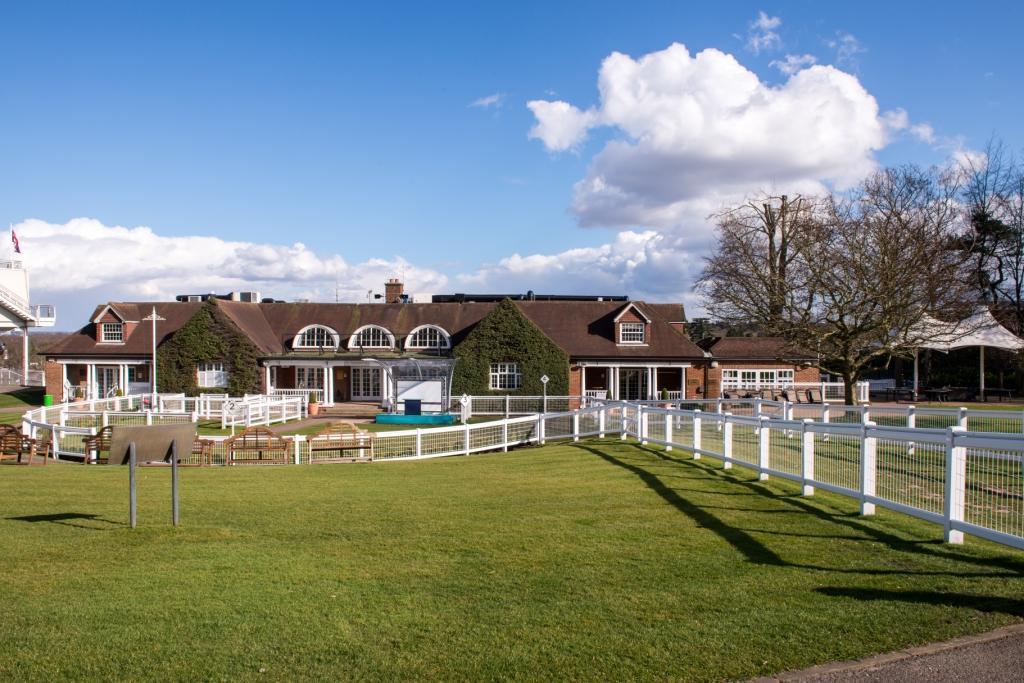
top-left (384, 278), bottom-right (404, 303)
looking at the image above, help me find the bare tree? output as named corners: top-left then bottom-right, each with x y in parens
top-left (698, 194), bottom-right (820, 331)
top-left (699, 166), bottom-right (975, 404)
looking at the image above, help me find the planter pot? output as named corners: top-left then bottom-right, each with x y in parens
top-left (308, 403), bottom-right (320, 417)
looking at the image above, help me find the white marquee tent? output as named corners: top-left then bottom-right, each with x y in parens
top-left (912, 310), bottom-right (1024, 399)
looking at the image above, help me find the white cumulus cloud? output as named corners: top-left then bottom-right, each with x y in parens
top-left (527, 42), bottom-right (894, 239)
top-left (15, 218), bottom-right (450, 325)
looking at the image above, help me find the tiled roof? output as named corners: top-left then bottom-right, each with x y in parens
top-left (698, 336), bottom-right (815, 360)
top-left (46, 302), bottom-right (204, 357)
top-left (47, 298), bottom-right (706, 360)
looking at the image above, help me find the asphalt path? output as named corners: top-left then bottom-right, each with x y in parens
top-left (751, 624), bottom-right (1024, 682)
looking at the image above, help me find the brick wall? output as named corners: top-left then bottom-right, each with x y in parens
top-left (44, 361), bottom-right (63, 400)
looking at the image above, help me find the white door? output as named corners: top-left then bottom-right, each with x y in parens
top-left (351, 368), bottom-right (381, 401)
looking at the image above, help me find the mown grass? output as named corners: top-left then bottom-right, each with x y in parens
top-left (1, 440), bottom-right (1022, 681)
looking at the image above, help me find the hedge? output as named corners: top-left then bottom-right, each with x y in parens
top-left (451, 299), bottom-right (568, 395)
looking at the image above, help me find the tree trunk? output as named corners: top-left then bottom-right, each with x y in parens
top-left (842, 371), bottom-right (858, 406)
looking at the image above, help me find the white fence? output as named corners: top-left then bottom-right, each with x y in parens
top-left (220, 395), bottom-right (304, 429)
top-left (19, 394), bottom-right (1024, 550)
top-left (0, 368), bottom-right (44, 386)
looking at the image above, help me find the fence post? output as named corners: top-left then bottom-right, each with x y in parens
top-left (722, 413), bottom-right (733, 469)
top-left (59, 409), bottom-right (67, 427)
top-left (754, 399), bottom-right (762, 418)
top-left (145, 410), bottom-right (153, 426)
top-left (758, 416), bottom-right (770, 480)
top-left (958, 407), bottom-right (968, 430)
top-left (783, 401), bottom-right (793, 422)
top-left (415, 428), bottom-right (423, 457)
top-left (293, 435), bottom-right (302, 465)
top-left (543, 394), bottom-right (548, 414)
top-left (692, 409), bottom-right (702, 459)
top-left (801, 418), bottom-right (814, 495)
top-left (598, 407), bottom-right (605, 438)
top-left (907, 405), bottom-right (916, 429)
top-left (639, 406), bottom-right (648, 445)
top-left (101, 411), bottom-right (109, 428)
top-left (664, 411), bottom-right (673, 451)
top-left (944, 426), bottom-right (967, 544)
top-left (573, 412), bottom-right (580, 442)
top-left (501, 422), bottom-right (508, 452)
top-left (538, 415), bottom-right (546, 446)
top-left (860, 421), bottom-right (877, 515)
top-left (861, 407), bottom-right (870, 425)
top-left (464, 423), bottom-right (471, 455)
top-left (620, 407), bottom-right (628, 440)
top-left (822, 403), bottom-right (830, 425)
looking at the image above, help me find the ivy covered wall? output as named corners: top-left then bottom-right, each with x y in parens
top-left (156, 300), bottom-right (262, 396)
top-left (451, 299), bottom-right (569, 395)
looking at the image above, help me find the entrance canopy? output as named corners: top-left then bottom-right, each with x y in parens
top-left (916, 310), bottom-right (1024, 353)
top-left (911, 310), bottom-right (1024, 399)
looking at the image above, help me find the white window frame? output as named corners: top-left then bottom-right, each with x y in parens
top-left (197, 362), bottom-right (228, 388)
top-left (489, 362), bottom-right (522, 391)
top-left (405, 325), bottom-right (451, 350)
top-left (100, 322), bottom-right (124, 343)
top-left (348, 325), bottom-right (395, 350)
top-left (619, 322), bottom-right (645, 344)
top-left (293, 324), bottom-right (340, 350)
top-left (721, 368), bottom-right (796, 389)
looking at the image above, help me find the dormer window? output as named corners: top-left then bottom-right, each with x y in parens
top-left (405, 325), bottom-right (451, 350)
top-left (293, 324), bottom-right (340, 350)
top-left (619, 322), bottom-right (645, 344)
top-left (348, 325), bottom-right (395, 350)
top-left (101, 322), bottom-right (124, 343)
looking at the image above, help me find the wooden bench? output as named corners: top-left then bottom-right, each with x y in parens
top-left (0, 424), bottom-right (49, 465)
top-left (82, 425), bottom-right (114, 464)
top-left (225, 427), bottom-right (290, 465)
top-left (308, 422), bottom-right (374, 463)
top-left (84, 425), bottom-right (215, 465)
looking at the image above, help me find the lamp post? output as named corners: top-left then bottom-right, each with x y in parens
top-left (143, 307), bottom-right (165, 408)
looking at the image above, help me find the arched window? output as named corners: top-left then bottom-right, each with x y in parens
top-left (292, 325), bottom-right (340, 350)
top-left (348, 325), bottom-right (395, 349)
top-left (405, 325), bottom-right (451, 350)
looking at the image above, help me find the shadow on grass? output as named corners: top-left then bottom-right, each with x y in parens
top-left (574, 441), bottom-right (1024, 578)
top-left (7, 512), bottom-right (121, 529)
top-left (817, 587), bottom-right (1024, 617)
top-left (572, 443), bottom-right (786, 566)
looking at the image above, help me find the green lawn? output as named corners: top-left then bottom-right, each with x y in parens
top-left (1, 441), bottom-right (1022, 681)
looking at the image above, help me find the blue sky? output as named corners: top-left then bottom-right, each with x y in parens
top-left (2, 1), bottom-right (1022, 328)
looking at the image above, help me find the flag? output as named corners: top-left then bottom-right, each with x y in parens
top-left (10, 229), bottom-right (20, 254)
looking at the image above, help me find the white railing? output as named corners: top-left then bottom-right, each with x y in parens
top-left (0, 368), bottom-right (44, 386)
top-left (31, 304), bottom-right (56, 321)
top-left (270, 388), bottom-right (318, 404)
top-left (450, 395), bottom-right (589, 416)
top-left (0, 282), bottom-right (32, 319)
top-left (220, 395), bottom-right (305, 430)
top-left (623, 403), bottom-right (1024, 550)
top-left (20, 393), bottom-right (1024, 550)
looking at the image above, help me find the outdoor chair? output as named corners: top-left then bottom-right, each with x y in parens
top-left (806, 388), bottom-right (823, 404)
top-left (0, 424), bottom-right (49, 465)
top-left (224, 427), bottom-right (290, 465)
top-left (782, 389), bottom-right (804, 404)
top-left (308, 422), bottom-right (375, 463)
top-left (82, 425), bottom-right (114, 464)
top-left (758, 389), bottom-right (775, 401)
